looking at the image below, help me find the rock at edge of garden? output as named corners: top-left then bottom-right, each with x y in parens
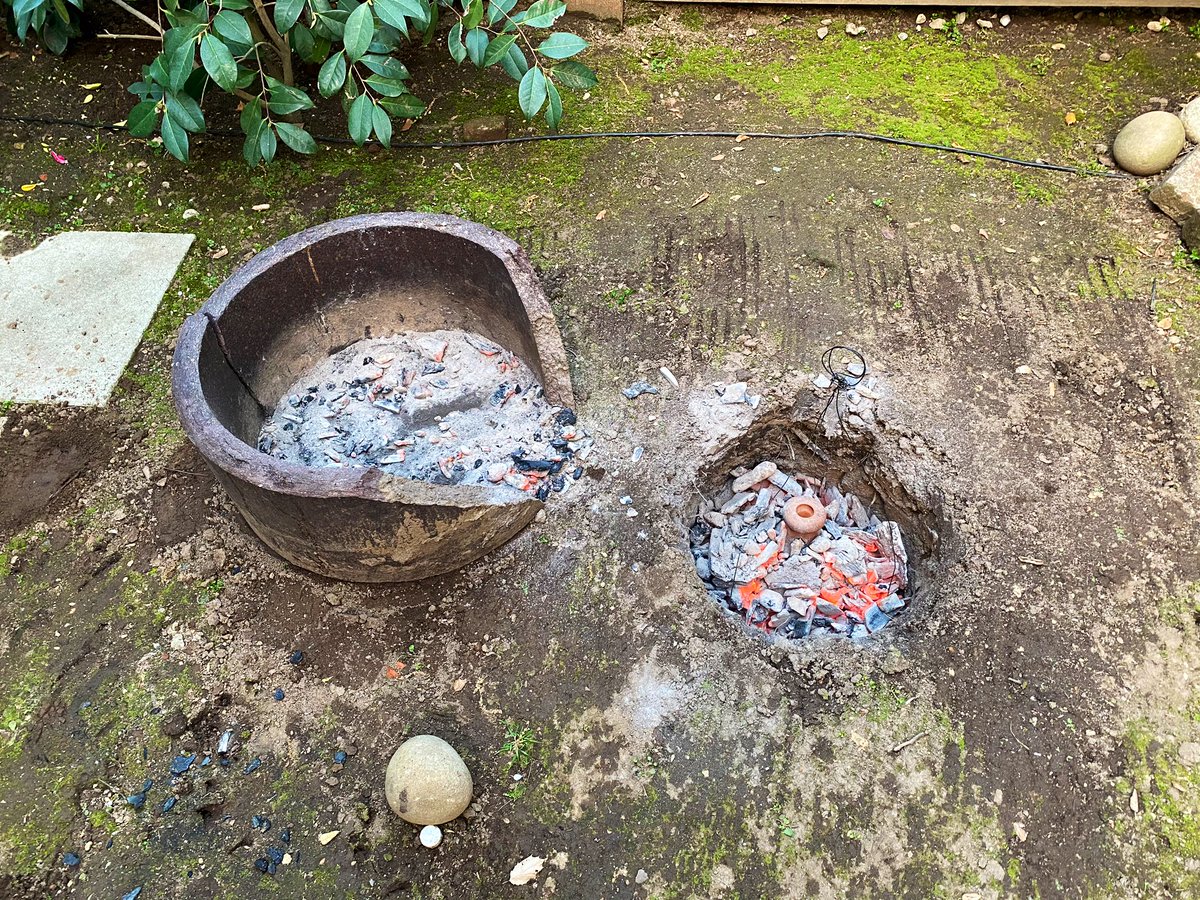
top-left (1179, 96), bottom-right (1200, 144)
top-left (1150, 149), bottom-right (1200, 224)
top-left (1112, 111), bottom-right (1185, 176)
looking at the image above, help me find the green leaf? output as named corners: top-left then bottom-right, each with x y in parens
top-left (363, 74), bottom-right (409, 96)
top-left (499, 41), bottom-right (527, 80)
top-left (12, 0), bottom-right (43, 21)
top-left (461, 0), bottom-right (483, 29)
top-left (373, 0), bottom-right (417, 34)
top-left (361, 54), bottom-right (408, 79)
top-left (126, 99), bottom-right (160, 137)
top-left (536, 31), bottom-right (586, 59)
top-left (165, 91), bottom-right (205, 132)
top-left (420, 0), bottom-right (437, 44)
top-left (517, 65), bottom-right (546, 120)
top-left (275, 121), bottom-right (318, 154)
top-left (312, 6), bottom-right (348, 39)
top-left (267, 78), bottom-right (315, 114)
top-left (478, 31), bottom-right (514, 67)
top-left (220, 0), bottom-right (250, 8)
top-left (379, 93), bottom-right (424, 118)
top-left (41, 16), bottom-right (68, 53)
top-left (464, 27), bottom-right (487, 66)
top-left (199, 33), bottom-right (237, 90)
top-left (274, 0), bottom-right (306, 32)
top-left (371, 103), bottom-right (392, 148)
top-left (166, 34), bottom-right (196, 92)
top-left (544, 77), bottom-right (561, 129)
top-left (160, 112), bottom-right (190, 160)
top-left (259, 124), bottom-right (278, 164)
top-left (516, 0), bottom-right (564, 28)
top-left (290, 21), bottom-right (315, 59)
top-left (240, 97), bottom-right (265, 165)
top-left (212, 9), bottom-right (253, 45)
top-left (347, 93), bottom-right (373, 145)
top-left (486, 0), bottom-right (516, 25)
top-left (550, 59), bottom-right (596, 90)
top-left (243, 133), bottom-right (262, 166)
top-left (240, 95), bottom-right (264, 135)
top-left (147, 55), bottom-right (169, 88)
top-left (317, 51), bottom-right (347, 96)
top-left (446, 21), bottom-right (465, 64)
top-left (342, 1), bottom-right (374, 61)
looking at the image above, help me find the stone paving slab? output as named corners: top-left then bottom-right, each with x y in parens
top-left (0, 231), bottom-right (194, 406)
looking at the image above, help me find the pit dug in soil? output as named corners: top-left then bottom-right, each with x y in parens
top-left (688, 418), bottom-right (948, 645)
top-left (692, 460), bottom-right (910, 639)
top-left (258, 328), bottom-right (590, 499)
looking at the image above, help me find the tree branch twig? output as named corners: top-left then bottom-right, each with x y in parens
top-left (98, 31), bottom-right (161, 40)
top-left (109, 0), bottom-right (163, 34)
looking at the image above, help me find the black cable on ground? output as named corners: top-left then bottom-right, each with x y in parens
top-left (0, 111), bottom-right (1126, 179)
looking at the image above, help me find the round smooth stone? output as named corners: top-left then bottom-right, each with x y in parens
top-left (1112, 111), bottom-right (1185, 176)
top-left (419, 825), bottom-right (443, 848)
top-left (385, 734), bottom-right (473, 825)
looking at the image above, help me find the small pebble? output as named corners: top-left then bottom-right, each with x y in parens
top-left (273, 688), bottom-right (285, 701)
top-left (420, 825), bottom-right (443, 848)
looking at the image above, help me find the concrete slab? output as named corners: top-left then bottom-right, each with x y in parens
top-left (0, 231), bottom-right (194, 406)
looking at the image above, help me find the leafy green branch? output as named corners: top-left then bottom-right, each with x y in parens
top-left (2, 0), bottom-right (596, 163)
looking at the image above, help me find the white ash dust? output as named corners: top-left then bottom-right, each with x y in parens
top-left (258, 329), bottom-right (590, 498)
top-left (560, 654), bottom-right (691, 817)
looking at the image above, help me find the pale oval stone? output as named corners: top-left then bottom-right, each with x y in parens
top-left (385, 735), bottom-right (473, 825)
top-left (419, 824), bottom-right (443, 848)
top-left (1112, 111), bottom-right (1186, 176)
top-left (1179, 96), bottom-right (1200, 144)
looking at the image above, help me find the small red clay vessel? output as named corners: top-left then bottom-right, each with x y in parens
top-left (783, 496), bottom-right (828, 541)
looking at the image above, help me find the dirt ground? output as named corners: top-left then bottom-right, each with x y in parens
top-left (2, 3), bottom-right (1200, 898)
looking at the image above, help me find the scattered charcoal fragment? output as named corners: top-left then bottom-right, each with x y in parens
top-left (622, 381), bottom-right (659, 400)
top-left (170, 754), bottom-right (197, 776)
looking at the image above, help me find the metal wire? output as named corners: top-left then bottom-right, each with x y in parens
top-left (0, 112), bottom-right (1126, 178)
top-left (819, 345), bottom-right (867, 433)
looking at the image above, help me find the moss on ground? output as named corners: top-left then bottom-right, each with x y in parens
top-left (644, 28), bottom-right (1199, 162)
top-left (1114, 719), bottom-right (1200, 896)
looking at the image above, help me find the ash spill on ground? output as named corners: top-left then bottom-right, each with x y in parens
top-left (691, 461), bottom-right (909, 640)
top-left (258, 329), bottom-right (591, 498)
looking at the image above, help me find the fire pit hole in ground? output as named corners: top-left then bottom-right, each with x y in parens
top-left (688, 420), bottom-right (944, 644)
